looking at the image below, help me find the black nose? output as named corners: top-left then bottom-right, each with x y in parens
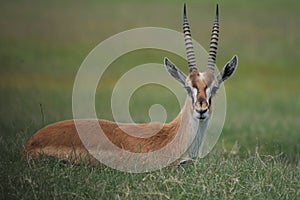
top-left (200, 109), bottom-right (207, 114)
top-left (196, 109), bottom-right (207, 114)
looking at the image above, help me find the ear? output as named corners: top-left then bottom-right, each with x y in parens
top-left (217, 55), bottom-right (238, 82)
top-left (211, 55), bottom-right (238, 96)
top-left (164, 57), bottom-right (187, 86)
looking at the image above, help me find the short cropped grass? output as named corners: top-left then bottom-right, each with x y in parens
top-left (0, 0), bottom-right (299, 199)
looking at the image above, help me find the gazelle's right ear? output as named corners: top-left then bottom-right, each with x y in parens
top-left (164, 57), bottom-right (187, 86)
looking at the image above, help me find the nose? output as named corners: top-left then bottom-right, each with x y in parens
top-left (196, 108), bottom-right (208, 115)
top-left (199, 109), bottom-right (207, 114)
top-left (196, 97), bottom-right (208, 115)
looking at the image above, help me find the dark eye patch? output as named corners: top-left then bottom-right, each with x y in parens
top-left (184, 86), bottom-right (192, 95)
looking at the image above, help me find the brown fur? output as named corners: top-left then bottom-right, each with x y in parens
top-left (189, 70), bottom-right (211, 110)
top-left (21, 115), bottom-right (182, 162)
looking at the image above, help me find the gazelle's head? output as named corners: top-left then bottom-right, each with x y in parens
top-left (165, 4), bottom-right (238, 121)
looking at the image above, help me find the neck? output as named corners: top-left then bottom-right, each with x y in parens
top-left (169, 97), bottom-right (211, 161)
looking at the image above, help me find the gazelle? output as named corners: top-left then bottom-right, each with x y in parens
top-left (22, 4), bottom-right (238, 164)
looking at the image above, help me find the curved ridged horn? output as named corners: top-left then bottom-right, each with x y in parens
top-left (207, 4), bottom-right (219, 73)
top-left (183, 3), bottom-right (197, 72)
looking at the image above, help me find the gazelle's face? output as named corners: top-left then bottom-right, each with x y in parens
top-left (164, 56), bottom-right (238, 121)
top-left (187, 71), bottom-right (214, 120)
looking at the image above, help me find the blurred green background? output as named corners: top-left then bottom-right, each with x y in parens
top-left (0, 0), bottom-right (299, 162)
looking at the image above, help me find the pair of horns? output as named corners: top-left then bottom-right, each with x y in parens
top-left (183, 4), bottom-right (219, 73)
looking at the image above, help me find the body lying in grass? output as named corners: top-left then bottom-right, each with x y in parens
top-left (21, 4), bottom-right (238, 165)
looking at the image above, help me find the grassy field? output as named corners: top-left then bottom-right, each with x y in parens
top-left (0, 0), bottom-right (299, 199)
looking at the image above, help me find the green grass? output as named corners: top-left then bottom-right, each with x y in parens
top-left (1, 151), bottom-right (298, 199)
top-left (0, 0), bottom-right (299, 199)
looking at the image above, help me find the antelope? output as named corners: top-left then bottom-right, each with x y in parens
top-left (21, 4), bottom-right (238, 165)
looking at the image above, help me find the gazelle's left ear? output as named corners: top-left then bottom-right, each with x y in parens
top-left (218, 55), bottom-right (238, 82)
top-left (212, 55), bottom-right (238, 96)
